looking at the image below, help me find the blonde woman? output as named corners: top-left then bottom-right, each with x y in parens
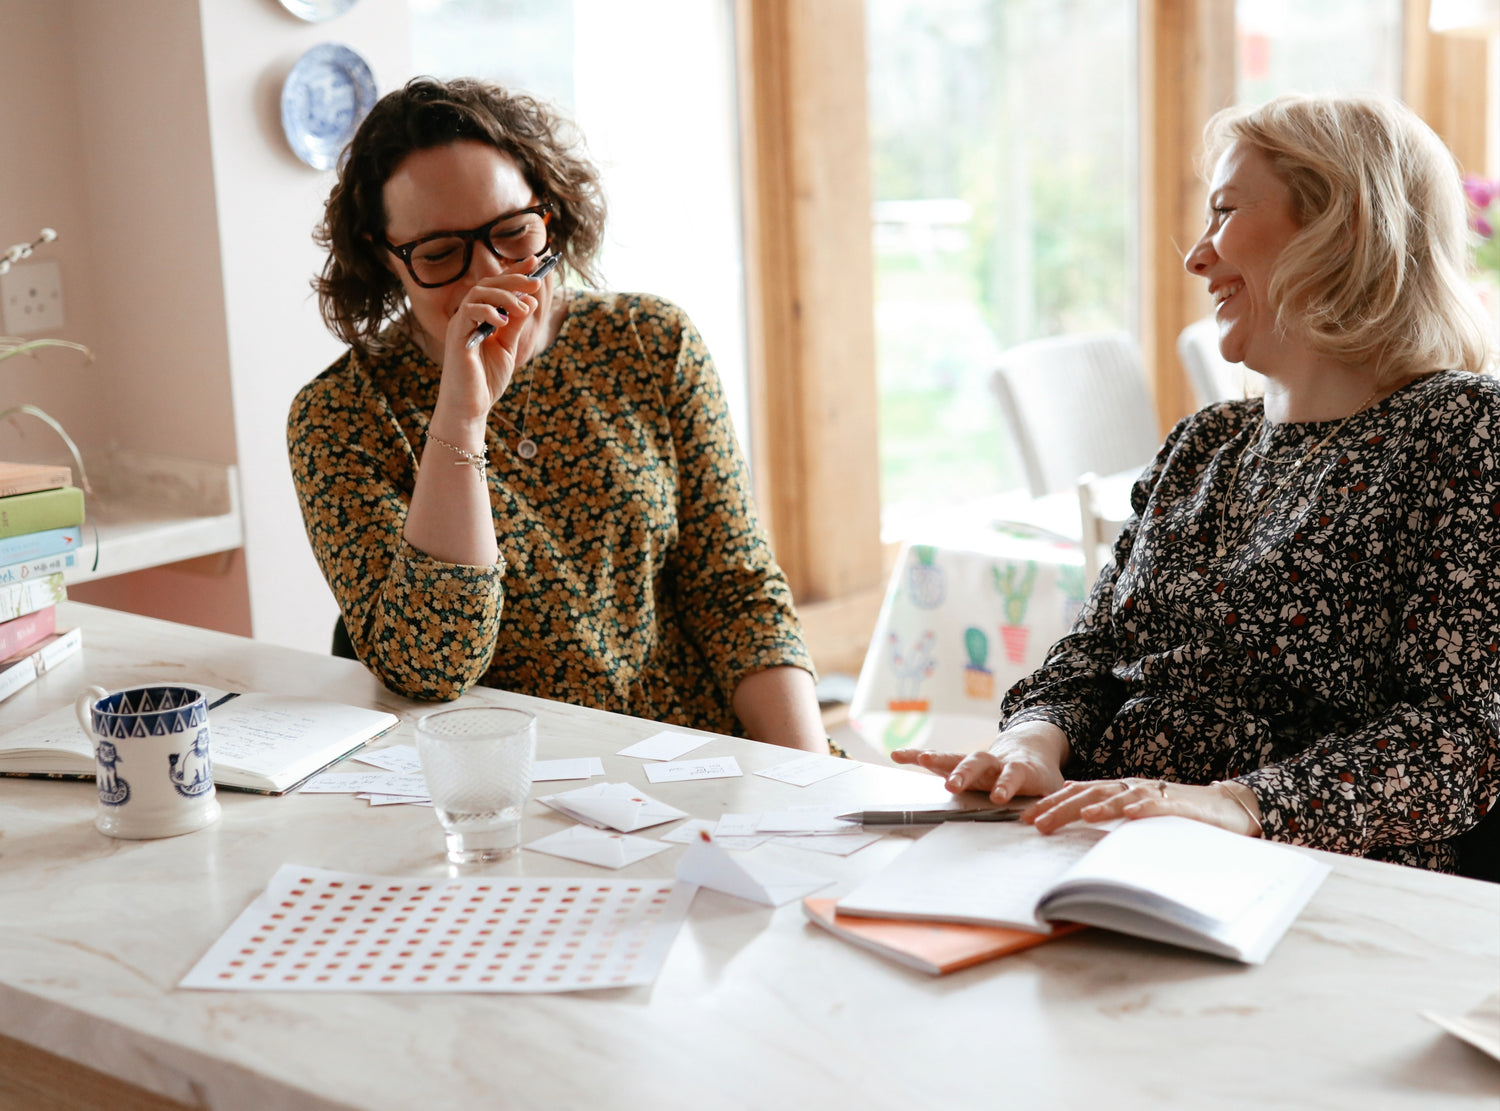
top-left (899, 94), bottom-right (1498, 875)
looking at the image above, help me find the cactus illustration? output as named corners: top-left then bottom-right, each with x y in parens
top-left (886, 630), bottom-right (936, 711)
top-left (906, 546), bottom-right (946, 610)
top-left (993, 560), bottom-right (1039, 663)
top-left (881, 711), bottom-right (929, 754)
top-left (1057, 564), bottom-right (1088, 627)
top-left (962, 626), bottom-right (994, 700)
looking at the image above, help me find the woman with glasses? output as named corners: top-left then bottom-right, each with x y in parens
top-left (289, 77), bottom-right (828, 751)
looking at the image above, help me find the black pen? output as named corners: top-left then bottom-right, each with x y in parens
top-left (836, 806), bottom-right (1024, 825)
top-left (464, 252), bottom-right (562, 350)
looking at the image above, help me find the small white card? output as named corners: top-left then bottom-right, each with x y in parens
top-left (642, 755), bottom-right (742, 783)
top-left (531, 757), bottom-right (605, 782)
top-left (715, 814), bottom-right (763, 838)
top-left (676, 835), bottom-right (833, 907)
top-left (361, 793), bottom-right (433, 807)
top-left (300, 771), bottom-right (431, 796)
top-left (661, 819), bottom-right (768, 851)
top-left (617, 730), bottom-right (713, 761)
top-left (752, 806), bottom-right (851, 834)
top-left (537, 782), bottom-right (689, 832)
top-left (353, 744), bottom-right (423, 776)
top-left (755, 754), bottom-right (859, 787)
top-left (525, 825), bottom-right (672, 869)
top-left (773, 832), bottom-right (882, 856)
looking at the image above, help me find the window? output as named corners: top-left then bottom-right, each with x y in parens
top-left (866, 0), bottom-right (1139, 536)
top-left (1236, 0), bottom-right (1404, 103)
top-left (409, 0), bottom-right (752, 451)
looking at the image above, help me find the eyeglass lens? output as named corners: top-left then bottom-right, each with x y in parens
top-left (409, 211), bottom-right (550, 286)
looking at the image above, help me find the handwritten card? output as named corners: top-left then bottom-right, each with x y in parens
top-left (661, 819), bottom-right (767, 851)
top-left (525, 826), bottom-right (672, 869)
top-left (642, 756), bottom-right (742, 783)
top-left (755, 754), bottom-right (859, 788)
top-left (617, 730), bottom-right (713, 761)
top-left (354, 744), bottom-right (423, 775)
top-left (300, 771), bottom-right (430, 797)
top-left (180, 864), bottom-right (694, 993)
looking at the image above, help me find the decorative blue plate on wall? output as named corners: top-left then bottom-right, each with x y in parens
top-left (280, 43), bottom-right (377, 171)
top-left (278, 0), bottom-right (360, 22)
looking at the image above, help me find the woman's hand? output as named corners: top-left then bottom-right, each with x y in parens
top-left (1023, 778), bottom-right (1262, 838)
top-left (436, 264), bottom-right (546, 421)
top-left (891, 720), bottom-right (1069, 804)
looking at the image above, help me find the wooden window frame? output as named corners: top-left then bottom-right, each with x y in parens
top-left (735, 0), bottom-right (1494, 676)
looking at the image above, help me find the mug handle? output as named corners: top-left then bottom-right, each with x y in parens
top-left (74, 685), bottom-right (111, 738)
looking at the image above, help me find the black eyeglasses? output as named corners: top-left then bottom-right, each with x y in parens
top-left (383, 202), bottom-right (553, 288)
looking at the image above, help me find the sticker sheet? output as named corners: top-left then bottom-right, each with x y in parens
top-left (180, 864), bottom-right (694, 993)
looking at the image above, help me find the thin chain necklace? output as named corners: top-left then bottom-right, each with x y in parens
top-left (493, 358), bottom-right (539, 460)
top-left (1216, 385), bottom-right (1380, 559)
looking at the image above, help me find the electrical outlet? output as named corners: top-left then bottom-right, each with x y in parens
top-left (2, 259), bottom-right (65, 335)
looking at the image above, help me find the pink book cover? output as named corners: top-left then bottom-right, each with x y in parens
top-left (0, 606), bottom-right (57, 660)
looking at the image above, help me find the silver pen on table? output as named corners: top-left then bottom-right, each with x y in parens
top-left (835, 806), bottom-right (1025, 825)
top-left (464, 252), bottom-right (562, 350)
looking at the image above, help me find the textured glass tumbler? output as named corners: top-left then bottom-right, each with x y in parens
top-left (415, 707), bottom-right (536, 863)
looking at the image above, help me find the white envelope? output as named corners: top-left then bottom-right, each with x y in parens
top-left (525, 825), bottom-right (671, 869)
top-left (661, 818), bottom-right (768, 851)
top-left (536, 782), bottom-right (689, 832)
top-left (676, 835), bottom-right (834, 907)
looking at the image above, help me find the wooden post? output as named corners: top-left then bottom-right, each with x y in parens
top-left (1139, 0), bottom-right (1236, 433)
top-left (736, 0), bottom-right (886, 674)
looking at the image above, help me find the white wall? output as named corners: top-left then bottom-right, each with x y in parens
top-left (197, 0), bottom-right (412, 653)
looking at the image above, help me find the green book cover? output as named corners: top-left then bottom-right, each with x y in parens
top-left (0, 486), bottom-right (85, 539)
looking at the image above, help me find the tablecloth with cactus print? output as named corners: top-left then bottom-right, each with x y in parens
top-left (851, 532), bottom-right (1089, 756)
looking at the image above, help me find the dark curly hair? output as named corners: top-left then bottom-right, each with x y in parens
top-left (314, 77), bottom-right (607, 360)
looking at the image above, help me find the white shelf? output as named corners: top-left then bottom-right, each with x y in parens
top-left (61, 449), bottom-right (243, 585)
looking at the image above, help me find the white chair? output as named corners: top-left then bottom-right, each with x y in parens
top-left (1077, 471), bottom-right (1131, 585)
top-left (988, 331), bottom-right (1160, 498)
top-left (1177, 315), bottom-right (1249, 408)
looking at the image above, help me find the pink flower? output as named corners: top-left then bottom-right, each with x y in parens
top-left (1465, 175), bottom-right (1498, 209)
top-left (1479, 214), bottom-right (1495, 240)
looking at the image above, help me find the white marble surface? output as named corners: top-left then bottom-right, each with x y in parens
top-left (1, 604), bottom-right (1497, 1110)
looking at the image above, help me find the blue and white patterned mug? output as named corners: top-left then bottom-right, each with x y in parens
top-left (73, 684), bottom-right (221, 839)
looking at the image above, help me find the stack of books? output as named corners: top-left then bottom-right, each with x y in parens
top-left (0, 461), bottom-right (85, 702)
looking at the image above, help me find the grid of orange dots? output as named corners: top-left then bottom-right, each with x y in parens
top-left (213, 874), bottom-right (681, 991)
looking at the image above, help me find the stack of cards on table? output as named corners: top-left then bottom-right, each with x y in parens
top-left (0, 462), bottom-right (85, 703)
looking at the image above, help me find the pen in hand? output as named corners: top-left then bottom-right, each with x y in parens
top-left (464, 252), bottom-right (561, 350)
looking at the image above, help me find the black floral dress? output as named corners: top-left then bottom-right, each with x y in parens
top-left (288, 292), bottom-right (812, 735)
top-left (1001, 371), bottom-right (1500, 872)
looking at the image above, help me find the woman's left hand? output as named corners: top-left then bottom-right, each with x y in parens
top-left (1023, 778), bottom-right (1261, 838)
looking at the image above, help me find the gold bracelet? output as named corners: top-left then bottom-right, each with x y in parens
top-left (426, 433), bottom-right (488, 478)
top-left (1213, 780), bottom-right (1263, 837)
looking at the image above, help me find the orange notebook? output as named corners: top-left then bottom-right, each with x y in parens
top-left (802, 897), bottom-right (1085, 976)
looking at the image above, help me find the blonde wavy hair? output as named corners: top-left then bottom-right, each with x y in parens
top-left (1201, 94), bottom-right (1494, 378)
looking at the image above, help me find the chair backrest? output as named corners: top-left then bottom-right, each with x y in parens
top-left (989, 331), bottom-right (1159, 498)
top-left (1177, 316), bottom-right (1248, 408)
top-left (1076, 472), bottom-right (1130, 586)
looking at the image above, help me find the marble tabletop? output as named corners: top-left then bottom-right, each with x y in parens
top-left (1, 603), bottom-right (1496, 1110)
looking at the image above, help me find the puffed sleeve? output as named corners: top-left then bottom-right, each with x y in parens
top-left (287, 355), bottom-right (504, 702)
top-left (1235, 381), bottom-right (1500, 856)
top-left (998, 415), bottom-right (1198, 749)
top-left (641, 301), bottom-right (815, 707)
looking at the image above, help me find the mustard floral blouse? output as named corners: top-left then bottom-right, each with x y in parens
top-left (287, 291), bottom-right (813, 735)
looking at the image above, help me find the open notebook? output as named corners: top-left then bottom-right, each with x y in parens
top-left (0, 684), bottom-right (399, 794)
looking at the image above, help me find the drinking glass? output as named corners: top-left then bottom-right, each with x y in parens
top-left (415, 707), bottom-right (536, 863)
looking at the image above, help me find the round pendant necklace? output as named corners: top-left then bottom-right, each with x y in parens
top-left (1216, 385), bottom-right (1380, 559)
top-left (493, 358), bottom-right (539, 460)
